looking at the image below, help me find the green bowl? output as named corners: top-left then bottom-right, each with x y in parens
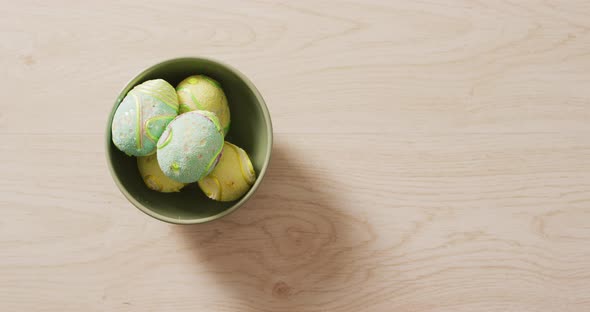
top-left (105, 57), bottom-right (273, 224)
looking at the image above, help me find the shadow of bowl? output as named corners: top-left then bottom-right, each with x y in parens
top-left (174, 143), bottom-right (375, 311)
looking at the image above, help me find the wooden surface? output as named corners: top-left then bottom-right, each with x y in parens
top-left (2, 1), bottom-right (590, 311)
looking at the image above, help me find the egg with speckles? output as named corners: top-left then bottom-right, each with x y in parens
top-left (198, 142), bottom-right (256, 202)
top-left (137, 153), bottom-right (185, 193)
top-left (111, 79), bottom-right (179, 156)
top-left (156, 110), bottom-right (224, 183)
top-left (176, 75), bottom-right (231, 136)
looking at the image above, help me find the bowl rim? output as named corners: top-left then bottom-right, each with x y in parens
top-left (105, 57), bottom-right (273, 224)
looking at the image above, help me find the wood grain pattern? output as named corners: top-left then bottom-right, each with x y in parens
top-left (1, 0), bottom-right (590, 311)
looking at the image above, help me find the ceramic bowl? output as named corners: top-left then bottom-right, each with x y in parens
top-left (105, 57), bottom-right (272, 224)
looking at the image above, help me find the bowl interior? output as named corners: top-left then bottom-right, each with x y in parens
top-left (106, 58), bottom-right (272, 224)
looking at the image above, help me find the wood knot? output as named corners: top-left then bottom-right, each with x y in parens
top-left (272, 281), bottom-right (291, 299)
top-left (21, 55), bottom-right (36, 66)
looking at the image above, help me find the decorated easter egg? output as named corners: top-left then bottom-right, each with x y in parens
top-left (198, 142), bottom-right (256, 201)
top-left (137, 153), bottom-right (185, 193)
top-left (156, 110), bottom-right (224, 183)
top-left (111, 79), bottom-right (179, 156)
top-left (176, 75), bottom-right (230, 136)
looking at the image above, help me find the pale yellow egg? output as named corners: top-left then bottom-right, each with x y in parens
top-left (198, 142), bottom-right (256, 201)
top-left (137, 153), bottom-right (185, 192)
top-left (176, 75), bottom-right (231, 136)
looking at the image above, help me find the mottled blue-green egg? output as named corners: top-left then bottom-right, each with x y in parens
top-left (111, 79), bottom-right (179, 156)
top-left (157, 110), bottom-right (224, 183)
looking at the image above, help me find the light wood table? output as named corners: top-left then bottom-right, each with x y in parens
top-left (2, 1), bottom-right (590, 311)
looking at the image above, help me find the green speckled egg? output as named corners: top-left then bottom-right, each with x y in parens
top-left (137, 153), bottom-right (185, 193)
top-left (157, 110), bottom-right (224, 183)
top-left (198, 141), bottom-right (256, 201)
top-left (111, 79), bottom-right (179, 156)
top-left (176, 75), bottom-right (231, 136)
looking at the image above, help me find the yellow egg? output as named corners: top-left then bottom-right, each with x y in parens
top-left (176, 75), bottom-right (230, 136)
top-left (137, 153), bottom-right (185, 192)
top-left (198, 142), bottom-right (256, 201)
